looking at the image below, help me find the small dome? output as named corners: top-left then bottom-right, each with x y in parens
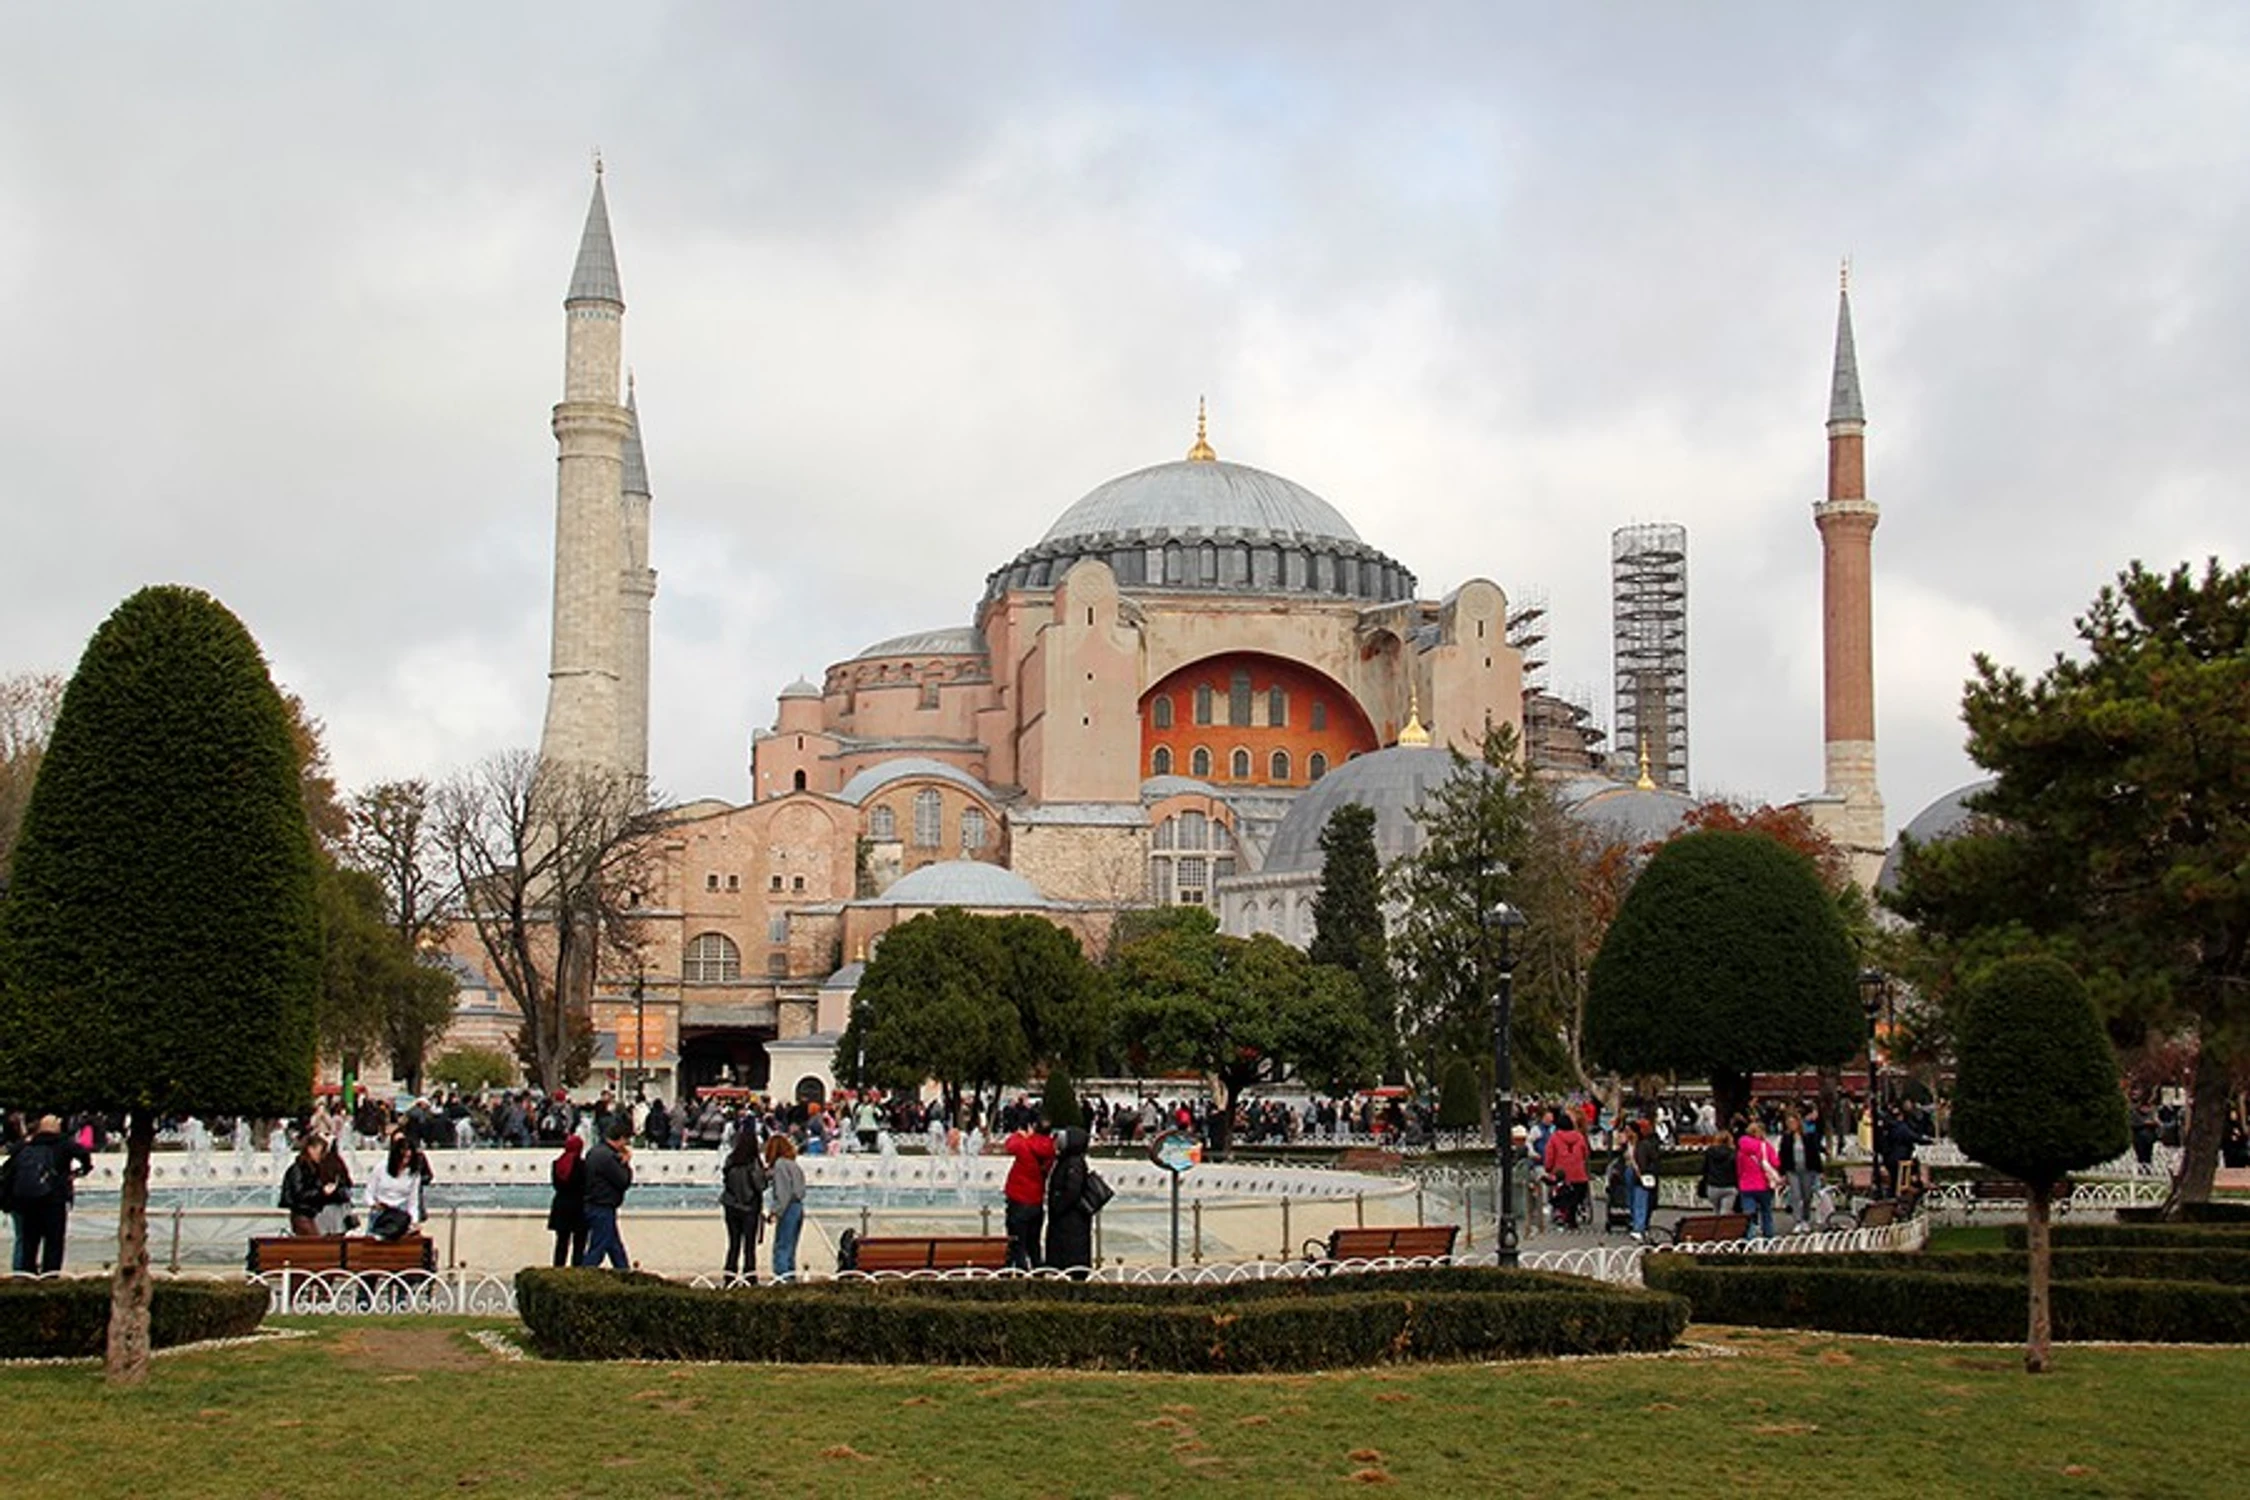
top-left (1879, 778), bottom-right (1997, 893)
top-left (1566, 781), bottom-right (1698, 847)
top-left (779, 677), bottom-right (822, 700)
top-left (1262, 746), bottom-right (1466, 876)
top-left (836, 757), bottom-right (993, 806)
top-left (1041, 459), bottom-right (1362, 550)
top-left (872, 860), bottom-right (1049, 908)
top-left (853, 626), bottom-right (987, 661)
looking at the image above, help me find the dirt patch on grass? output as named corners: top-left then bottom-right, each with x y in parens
top-left (325, 1326), bottom-right (489, 1373)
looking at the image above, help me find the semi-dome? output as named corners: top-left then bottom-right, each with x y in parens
top-left (984, 433), bottom-right (1416, 604)
top-left (1878, 778), bottom-right (1997, 893)
top-left (1261, 746), bottom-right (1465, 876)
top-left (871, 859), bottom-right (1049, 908)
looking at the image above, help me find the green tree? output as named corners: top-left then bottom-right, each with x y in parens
top-left (1308, 803), bottom-right (1397, 1076)
top-left (837, 910), bottom-right (1103, 1116)
top-left (1585, 829), bottom-right (1861, 1124)
top-left (0, 586), bottom-right (319, 1384)
top-left (1435, 1053), bottom-right (1482, 1130)
top-left (1041, 1065), bottom-right (1085, 1129)
top-left (313, 864), bottom-right (456, 1093)
top-left (1951, 955), bottom-right (2129, 1373)
top-left (1389, 726), bottom-right (1573, 1106)
top-left (427, 1044), bottom-right (519, 1093)
top-left (1888, 559), bottom-right (2250, 1211)
top-left (1109, 906), bottom-right (1380, 1157)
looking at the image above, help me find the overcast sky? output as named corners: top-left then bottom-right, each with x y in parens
top-left (4, 4), bottom-right (2244, 838)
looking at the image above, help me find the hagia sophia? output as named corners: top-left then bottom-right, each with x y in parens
top-left (455, 169), bottom-right (1896, 1103)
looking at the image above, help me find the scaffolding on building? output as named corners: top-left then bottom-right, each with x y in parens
top-left (1611, 523), bottom-right (1689, 791)
top-left (1512, 590), bottom-right (1606, 772)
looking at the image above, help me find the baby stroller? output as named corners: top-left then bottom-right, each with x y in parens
top-left (1544, 1170), bottom-right (1589, 1230)
top-left (1600, 1155), bottom-right (1634, 1236)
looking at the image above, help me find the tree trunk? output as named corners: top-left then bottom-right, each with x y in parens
top-left (106, 1113), bottom-right (157, 1386)
top-left (2024, 1182), bottom-right (2052, 1374)
top-left (2164, 1040), bottom-right (2230, 1216)
top-left (1710, 1066), bottom-right (1752, 1130)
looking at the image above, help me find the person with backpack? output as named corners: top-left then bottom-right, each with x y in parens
top-left (5, 1114), bottom-right (93, 1274)
top-left (720, 1125), bottom-right (768, 1282)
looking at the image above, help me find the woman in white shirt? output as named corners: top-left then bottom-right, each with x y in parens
top-left (365, 1135), bottom-right (426, 1238)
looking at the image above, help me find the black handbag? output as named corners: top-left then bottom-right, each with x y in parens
top-left (368, 1204), bottom-right (413, 1241)
top-left (1079, 1168), bottom-right (1115, 1216)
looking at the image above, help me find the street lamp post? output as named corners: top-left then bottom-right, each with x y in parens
top-left (1488, 901), bottom-right (1529, 1265)
top-left (631, 966), bottom-right (647, 1099)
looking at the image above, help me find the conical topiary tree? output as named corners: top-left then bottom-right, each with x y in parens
top-left (1585, 829), bottom-right (1861, 1125)
top-left (1436, 1053), bottom-right (1483, 1131)
top-left (0, 586), bottom-right (319, 1384)
top-left (1951, 954), bottom-right (2128, 1373)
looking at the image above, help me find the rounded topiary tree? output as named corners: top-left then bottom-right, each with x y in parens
top-left (0, 586), bottom-right (319, 1384)
top-left (1585, 829), bottom-right (1861, 1125)
top-left (1951, 954), bottom-right (2128, 1373)
top-left (1436, 1053), bottom-right (1483, 1130)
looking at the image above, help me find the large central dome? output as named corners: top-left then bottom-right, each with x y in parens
top-left (1040, 458), bottom-right (1363, 549)
top-left (984, 427), bottom-right (1415, 604)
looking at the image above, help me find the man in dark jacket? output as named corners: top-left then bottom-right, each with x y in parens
top-left (578, 1119), bottom-right (635, 1269)
top-left (6, 1115), bottom-right (93, 1273)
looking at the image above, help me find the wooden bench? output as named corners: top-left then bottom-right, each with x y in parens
top-left (1648, 1213), bottom-right (1751, 1246)
top-left (1338, 1148), bottom-right (1405, 1174)
top-left (1307, 1225), bottom-right (1460, 1263)
top-left (844, 1235), bottom-right (1011, 1273)
top-left (1964, 1177), bottom-right (2070, 1213)
top-left (247, 1235), bottom-right (436, 1275)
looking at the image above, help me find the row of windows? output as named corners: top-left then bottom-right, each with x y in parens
top-left (708, 871), bottom-right (810, 894)
top-left (989, 541), bottom-right (1411, 601)
top-left (1149, 677), bottom-right (1329, 732)
top-left (685, 930), bottom-right (790, 982)
top-left (867, 793), bottom-right (989, 851)
top-left (1151, 745), bottom-right (1328, 783)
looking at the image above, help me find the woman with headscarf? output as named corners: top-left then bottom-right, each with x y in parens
top-left (547, 1133), bottom-right (588, 1267)
top-left (1042, 1126), bottom-right (1095, 1276)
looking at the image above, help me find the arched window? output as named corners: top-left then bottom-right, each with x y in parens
top-left (1309, 752), bottom-right (1328, 782)
top-left (1267, 686), bottom-right (1287, 726)
top-left (961, 807), bottom-right (987, 852)
top-left (1310, 701), bottom-right (1329, 732)
top-left (1190, 747), bottom-right (1211, 779)
top-left (792, 769), bottom-right (807, 791)
top-left (869, 805), bottom-right (896, 841)
top-left (1180, 811), bottom-right (1208, 846)
top-left (1193, 684), bottom-right (1213, 725)
top-left (1229, 670), bottom-right (1252, 726)
top-left (1151, 746), bottom-right (1173, 776)
top-left (1270, 749), bottom-right (1291, 782)
top-left (1231, 748), bottom-right (1251, 781)
top-left (684, 932), bottom-right (742, 983)
top-left (1150, 695), bottom-right (1174, 730)
top-left (913, 789), bottom-right (942, 848)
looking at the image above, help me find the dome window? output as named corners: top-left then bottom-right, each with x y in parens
top-left (1151, 746), bottom-right (1173, 776)
top-left (1309, 752), bottom-right (1329, 782)
top-left (1151, 695), bottom-right (1173, 730)
top-left (1231, 748), bottom-right (1251, 781)
top-left (1270, 750), bottom-right (1291, 782)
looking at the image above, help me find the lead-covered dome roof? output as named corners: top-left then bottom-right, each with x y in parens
top-left (985, 438), bottom-right (1415, 604)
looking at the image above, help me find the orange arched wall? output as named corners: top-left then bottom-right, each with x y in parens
top-left (1140, 653), bottom-right (1379, 789)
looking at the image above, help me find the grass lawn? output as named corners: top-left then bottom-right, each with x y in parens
top-left (1, 1316), bottom-right (2240, 1498)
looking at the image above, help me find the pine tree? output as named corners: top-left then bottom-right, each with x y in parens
top-left (1308, 803), bottom-right (1397, 1072)
top-left (0, 586), bottom-right (319, 1384)
top-left (1951, 954), bottom-right (2128, 1373)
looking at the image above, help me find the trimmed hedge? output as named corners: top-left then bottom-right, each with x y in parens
top-left (2118, 1202), bottom-right (2250, 1225)
top-left (0, 1277), bottom-right (268, 1359)
top-left (2003, 1222), bottom-right (2250, 1251)
top-left (1642, 1254), bottom-right (2250, 1343)
top-left (516, 1266), bottom-right (1688, 1371)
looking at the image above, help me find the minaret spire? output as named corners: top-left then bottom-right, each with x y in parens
top-left (541, 164), bottom-right (638, 778)
top-left (1809, 263), bottom-right (1884, 886)
top-left (1186, 395), bottom-right (1217, 462)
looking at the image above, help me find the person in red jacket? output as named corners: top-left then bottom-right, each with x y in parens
top-left (1541, 1107), bottom-right (1591, 1230)
top-left (1001, 1118), bottom-right (1056, 1271)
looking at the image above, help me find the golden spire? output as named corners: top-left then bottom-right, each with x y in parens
top-left (1635, 737), bottom-right (1656, 791)
top-left (1397, 681), bottom-right (1432, 747)
top-left (1186, 395), bottom-right (1216, 462)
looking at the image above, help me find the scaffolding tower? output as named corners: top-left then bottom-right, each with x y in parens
top-left (1611, 523), bottom-right (1689, 790)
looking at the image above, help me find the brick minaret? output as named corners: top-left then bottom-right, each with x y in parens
top-left (539, 162), bottom-right (639, 775)
top-left (1812, 265), bottom-right (1885, 878)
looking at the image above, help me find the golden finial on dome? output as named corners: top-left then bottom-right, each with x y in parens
top-left (1397, 681), bottom-right (1432, 747)
top-left (1186, 395), bottom-right (1217, 462)
top-left (1635, 737), bottom-right (1657, 791)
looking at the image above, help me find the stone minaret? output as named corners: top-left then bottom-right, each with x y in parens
top-left (618, 374), bottom-right (656, 782)
top-left (1812, 265), bottom-right (1885, 879)
top-left (538, 163), bottom-right (640, 775)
